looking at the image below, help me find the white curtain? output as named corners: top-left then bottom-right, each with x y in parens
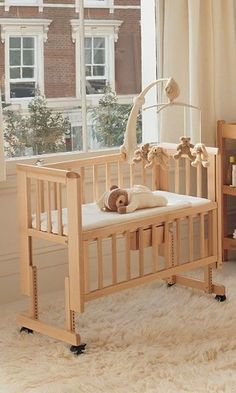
top-left (0, 88), bottom-right (6, 182)
top-left (158, 0), bottom-right (236, 146)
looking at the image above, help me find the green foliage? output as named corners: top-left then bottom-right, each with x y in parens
top-left (90, 86), bottom-right (142, 148)
top-left (3, 93), bottom-right (70, 157)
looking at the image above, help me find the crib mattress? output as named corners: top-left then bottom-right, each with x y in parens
top-left (31, 191), bottom-right (211, 235)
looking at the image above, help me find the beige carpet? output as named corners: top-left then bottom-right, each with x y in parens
top-left (1, 263), bottom-right (236, 393)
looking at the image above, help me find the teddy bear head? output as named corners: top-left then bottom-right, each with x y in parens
top-left (180, 136), bottom-right (191, 146)
top-left (100, 185), bottom-right (129, 212)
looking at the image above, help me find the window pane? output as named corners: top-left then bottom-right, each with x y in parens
top-left (10, 37), bottom-right (21, 49)
top-left (85, 49), bottom-right (92, 64)
top-left (23, 37), bottom-right (34, 49)
top-left (86, 79), bottom-right (106, 94)
top-left (93, 66), bottom-right (105, 76)
top-left (10, 50), bottom-right (21, 66)
top-left (94, 37), bottom-right (105, 49)
top-left (22, 67), bottom-right (34, 78)
top-left (93, 49), bottom-right (105, 64)
top-left (10, 82), bottom-right (35, 98)
top-left (10, 67), bottom-right (21, 79)
top-left (85, 37), bottom-right (92, 49)
top-left (86, 65), bottom-right (92, 76)
top-left (23, 50), bottom-right (34, 66)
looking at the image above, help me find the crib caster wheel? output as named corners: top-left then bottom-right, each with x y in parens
top-left (20, 326), bottom-right (34, 334)
top-left (70, 343), bottom-right (86, 355)
top-left (215, 294), bottom-right (226, 302)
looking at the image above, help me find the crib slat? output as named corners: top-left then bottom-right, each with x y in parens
top-left (93, 165), bottom-right (99, 201)
top-left (139, 228), bottom-right (144, 276)
top-left (152, 164), bottom-right (159, 190)
top-left (46, 181), bottom-right (52, 233)
top-left (97, 237), bottom-right (103, 289)
top-left (174, 160), bottom-right (180, 193)
top-left (118, 161), bottom-right (124, 188)
top-left (129, 164), bottom-right (135, 187)
top-left (106, 163), bottom-right (111, 190)
top-left (141, 161), bottom-right (146, 185)
top-left (200, 213), bottom-right (205, 258)
top-left (152, 225), bottom-right (158, 272)
top-left (185, 159), bottom-right (191, 195)
top-left (125, 231), bottom-right (131, 280)
top-left (112, 234), bottom-right (117, 285)
top-left (84, 241), bottom-right (90, 294)
top-left (197, 165), bottom-right (202, 197)
top-left (188, 215), bottom-right (193, 261)
top-left (53, 182), bottom-right (57, 209)
top-left (36, 180), bottom-right (41, 230)
top-left (56, 183), bottom-right (63, 236)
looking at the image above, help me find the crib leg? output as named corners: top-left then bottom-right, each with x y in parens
top-left (18, 272), bottom-right (83, 350)
top-left (65, 277), bottom-right (86, 355)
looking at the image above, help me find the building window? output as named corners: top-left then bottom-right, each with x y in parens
top-left (83, 0), bottom-right (113, 10)
top-left (9, 36), bottom-right (36, 99)
top-left (85, 36), bottom-right (107, 95)
top-left (0, 18), bottom-right (51, 102)
top-left (71, 19), bottom-right (123, 97)
top-left (4, 0), bottom-right (43, 12)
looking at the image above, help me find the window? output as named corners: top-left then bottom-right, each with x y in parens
top-left (9, 36), bottom-right (36, 99)
top-left (71, 19), bottom-right (123, 97)
top-left (0, 19), bottom-right (51, 102)
top-left (85, 36), bottom-right (107, 94)
top-left (4, 0), bottom-right (43, 12)
top-left (83, 0), bottom-right (113, 9)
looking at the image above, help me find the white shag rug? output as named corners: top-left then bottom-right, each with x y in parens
top-left (1, 263), bottom-right (236, 393)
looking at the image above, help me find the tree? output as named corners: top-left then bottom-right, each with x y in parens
top-left (3, 92), bottom-right (70, 157)
top-left (90, 86), bottom-right (142, 148)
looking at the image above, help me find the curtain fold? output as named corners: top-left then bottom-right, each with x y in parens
top-left (0, 88), bottom-right (6, 182)
top-left (159, 0), bottom-right (236, 145)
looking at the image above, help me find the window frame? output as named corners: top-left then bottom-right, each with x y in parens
top-left (85, 35), bottom-right (108, 95)
top-left (0, 19), bottom-right (52, 103)
top-left (4, 0), bottom-right (43, 12)
top-left (71, 19), bottom-right (123, 99)
top-left (8, 36), bottom-right (37, 100)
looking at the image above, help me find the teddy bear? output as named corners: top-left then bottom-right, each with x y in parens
top-left (191, 143), bottom-right (210, 168)
top-left (132, 143), bottom-right (150, 164)
top-left (173, 136), bottom-right (195, 160)
top-left (97, 184), bottom-right (167, 214)
top-left (145, 145), bottom-right (170, 169)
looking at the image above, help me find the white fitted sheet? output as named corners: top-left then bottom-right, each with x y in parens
top-left (31, 191), bottom-right (211, 235)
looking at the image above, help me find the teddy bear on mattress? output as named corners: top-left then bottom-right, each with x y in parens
top-left (97, 184), bottom-right (167, 214)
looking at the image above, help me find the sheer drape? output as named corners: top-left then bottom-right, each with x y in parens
top-left (0, 88), bottom-right (6, 182)
top-left (158, 0), bottom-right (236, 145)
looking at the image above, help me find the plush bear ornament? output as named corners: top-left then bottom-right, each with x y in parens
top-left (191, 143), bottom-right (210, 168)
top-left (132, 143), bottom-right (150, 164)
top-left (97, 185), bottom-right (168, 214)
top-left (173, 136), bottom-right (195, 160)
top-left (145, 146), bottom-right (170, 169)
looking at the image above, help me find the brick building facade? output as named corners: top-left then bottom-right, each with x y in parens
top-left (0, 0), bottom-right (141, 107)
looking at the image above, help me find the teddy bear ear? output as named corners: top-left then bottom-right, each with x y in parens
top-left (110, 185), bottom-right (119, 191)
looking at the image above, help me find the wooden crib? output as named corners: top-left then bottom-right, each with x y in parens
top-left (17, 144), bottom-right (226, 354)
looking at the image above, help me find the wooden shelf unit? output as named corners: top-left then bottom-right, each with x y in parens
top-left (217, 120), bottom-right (236, 260)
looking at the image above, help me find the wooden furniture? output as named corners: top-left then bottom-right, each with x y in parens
top-left (17, 144), bottom-right (226, 354)
top-left (217, 120), bottom-right (236, 260)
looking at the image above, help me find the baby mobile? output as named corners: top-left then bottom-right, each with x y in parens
top-left (120, 78), bottom-right (210, 168)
